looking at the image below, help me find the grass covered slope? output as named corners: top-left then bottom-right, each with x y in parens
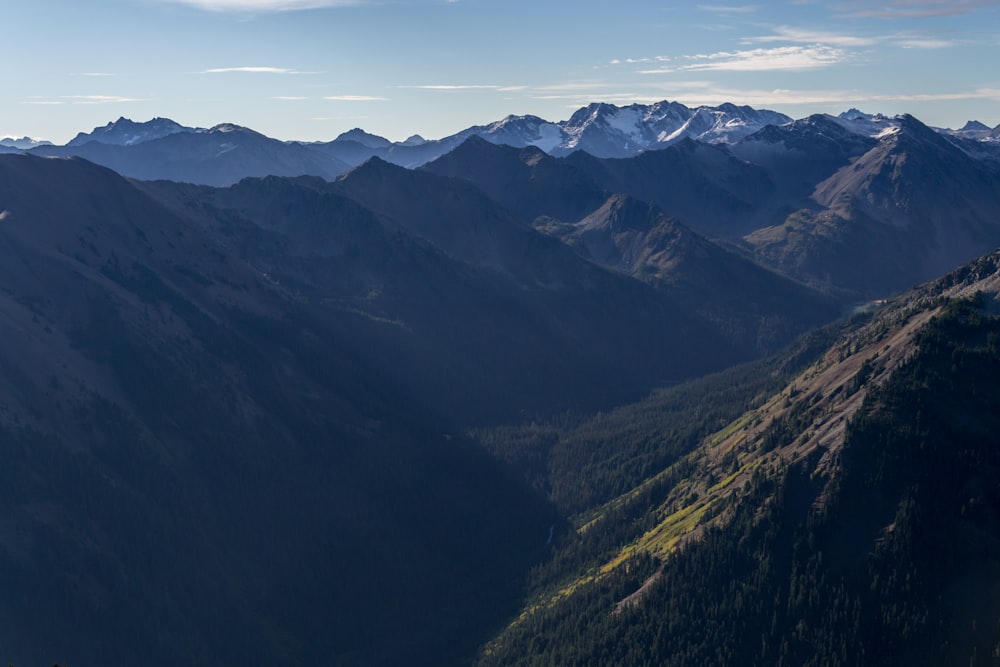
top-left (477, 251), bottom-right (1000, 667)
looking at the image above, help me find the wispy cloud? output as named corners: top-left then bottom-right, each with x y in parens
top-left (697, 4), bottom-right (759, 14)
top-left (895, 37), bottom-right (954, 48)
top-left (200, 66), bottom-right (316, 74)
top-left (648, 84), bottom-right (1000, 108)
top-left (400, 84), bottom-right (503, 91)
top-left (531, 81), bottom-right (626, 93)
top-left (68, 95), bottom-right (147, 104)
top-left (744, 25), bottom-right (957, 49)
top-left (24, 95), bottom-right (147, 105)
top-left (834, 0), bottom-right (1000, 18)
top-left (640, 45), bottom-right (848, 73)
top-left (743, 26), bottom-right (879, 47)
top-left (323, 95), bottom-right (388, 101)
top-left (160, 0), bottom-right (361, 11)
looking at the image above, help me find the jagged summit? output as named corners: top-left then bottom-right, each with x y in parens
top-left (67, 116), bottom-right (192, 147)
top-left (13, 102), bottom-right (1000, 188)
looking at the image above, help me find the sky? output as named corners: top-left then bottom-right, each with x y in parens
top-left (3, 0), bottom-right (1000, 143)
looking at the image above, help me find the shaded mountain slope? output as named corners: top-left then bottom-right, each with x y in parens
top-left (476, 249), bottom-right (1000, 666)
top-left (542, 193), bottom-right (839, 350)
top-left (424, 140), bottom-right (838, 352)
top-left (144, 161), bottom-right (770, 424)
top-left (422, 136), bottom-right (609, 223)
top-left (563, 138), bottom-right (775, 238)
top-left (428, 115), bottom-right (1000, 303)
top-left (0, 153), bottom-right (555, 667)
top-left (746, 115), bottom-right (1000, 297)
top-left (729, 113), bottom-right (878, 202)
top-left (426, 136), bottom-right (774, 239)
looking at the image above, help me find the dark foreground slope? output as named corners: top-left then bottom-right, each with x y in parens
top-left (0, 154), bottom-right (555, 666)
top-left (477, 251), bottom-right (1000, 667)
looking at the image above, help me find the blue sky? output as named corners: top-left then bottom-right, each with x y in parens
top-left (3, 0), bottom-right (999, 143)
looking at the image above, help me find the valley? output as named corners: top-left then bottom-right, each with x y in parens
top-left (1, 101), bottom-right (1000, 666)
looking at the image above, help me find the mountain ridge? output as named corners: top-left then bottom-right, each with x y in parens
top-left (476, 247), bottom-right (1000, 667)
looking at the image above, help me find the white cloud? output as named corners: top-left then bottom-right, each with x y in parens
top-left (200, 66), bottom-right (314, 74)
top-left (25, 95), bottom-right (147, 105)
top-left (640, 45), bottom-right (848, 73)
top-left (69, 95), bottom-right (143, 103)
top-left (74, 95), bottom-right (149, 104)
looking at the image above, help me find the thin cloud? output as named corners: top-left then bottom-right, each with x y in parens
top-left (895, 37), bottom-right (954, 48)
top-left (746, 25), bottom-right (957, 50)
top-left (68, 95), bottom-right (149, 104)
top-left (200, 66), bottom-right (315, 74)
top-left (640, 45), bottom-right (848, 73)
top-left (654, 85), bottom-right (1000, 108)
top-left (697, 4), bottom-right (760, 14)
top-left (25, 95), bottom-right (147, 105)
top-left (159, 0), bottom-right (362, 11)
top-left (532, 81), bottom-right (621, 93)
top-left (323, 95), bottom-right (388, 101)
top-left (834, 0), bottom-right (1000, 18)
top-left (744, 26), bottom-right (879, 47)
top-left (400, 84), bottom-right (503, 90)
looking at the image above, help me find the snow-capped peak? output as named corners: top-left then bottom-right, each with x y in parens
top-left (830, 111), bottom-right (900, 138)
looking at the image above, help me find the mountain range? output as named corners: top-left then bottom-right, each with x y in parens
top-left (16, 101), bottom-right (1000, 184)
top-left (13, 102), bottom-right (1000, 303)
top-left (0, 146), bottom-right (841, 664)
top-left (2, 99), bottom-right (1000, 665)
